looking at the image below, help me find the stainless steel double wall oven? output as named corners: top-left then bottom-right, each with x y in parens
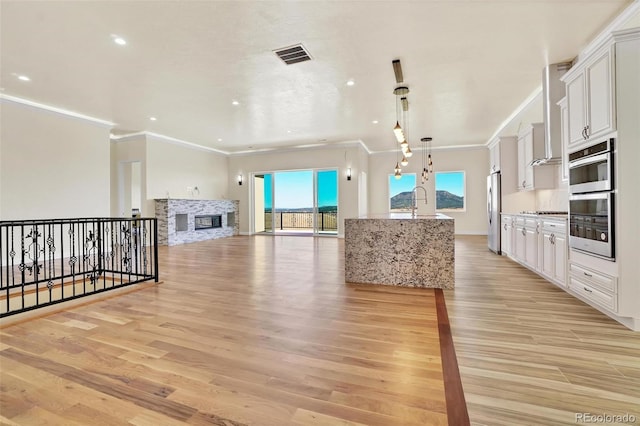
top-left (568, 138), bottom-right (615, 259)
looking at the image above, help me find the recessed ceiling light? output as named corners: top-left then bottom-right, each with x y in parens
top-left (111, 35), bottom-right (127, 45)
top-left (372, 120), bottom-right (379, 124)
top-left (218, 138), bottom-right (223, 142)
top-left (149, 117), bottom-right (157, 121)
top-left (232, 100), bottom-right (239, 106)
top-left (287, 130), bottom-right (292, 133)
top-left (346, 80), bottom-right (355, 86)
top-left (17, 75), bottom-right (30, 81)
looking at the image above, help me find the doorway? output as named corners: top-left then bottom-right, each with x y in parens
top-left (253, 169), bottom-right (338, 236)
top-left (118, 161), bottom-right (142, 217)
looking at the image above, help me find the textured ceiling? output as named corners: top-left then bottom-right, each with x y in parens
top-left (0, 1), bottom-right (633, 153)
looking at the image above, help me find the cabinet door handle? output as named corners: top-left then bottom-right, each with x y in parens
top-left (585, 125), bottom-right (590, 138)
top-left (583, 286), bottom-right (593, 293)
top-left (522, 228), bottom-right (526, 236)
top-left (583, 272), bottom-right (593, 277)
top-left (504, 224), bottom-right (507, 231)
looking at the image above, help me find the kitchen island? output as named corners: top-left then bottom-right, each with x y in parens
top-left (345, 213), bottom-right (454, 288)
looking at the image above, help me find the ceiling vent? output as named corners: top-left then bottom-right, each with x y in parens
top-left (274, 44), bottom-right (312, 65)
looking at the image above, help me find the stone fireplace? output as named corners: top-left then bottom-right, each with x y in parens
top-left (155, 199), bottom-right (239, 246)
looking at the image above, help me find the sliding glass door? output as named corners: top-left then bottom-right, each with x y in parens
top-left (315, 169), bottom-right (338, 235)
top-left (253, 169), bottom-right (338, 236)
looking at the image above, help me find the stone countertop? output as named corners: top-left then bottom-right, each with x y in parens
top-left (155, 198), bottom-right (239, 202)
top-left (501, 212), bottom-right (568, 219)
top-left (348, 213), bottom-right (453, 220)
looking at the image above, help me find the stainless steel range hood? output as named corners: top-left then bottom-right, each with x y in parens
top-left (531, 62), bottom-right (572, 166)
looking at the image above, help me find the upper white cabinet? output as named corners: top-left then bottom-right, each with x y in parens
top-left (517, 124), bottom-right (554, 191)
top-left (557, 97), bottom-right (569, 182)
top-left (564, 46), bottom-right (616, 149)
top-left (488, 136), bottom-right (517, 195)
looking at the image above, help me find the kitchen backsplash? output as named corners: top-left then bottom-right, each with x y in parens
top-left (502, 165), bottom-right (568, 213)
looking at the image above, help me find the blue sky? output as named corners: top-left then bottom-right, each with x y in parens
top-left (435, 172), bottom-right (465, 196)
top-left (262, 170), bottom-right (338, 209)
top-left (389, 174), bottom-right (416, 197)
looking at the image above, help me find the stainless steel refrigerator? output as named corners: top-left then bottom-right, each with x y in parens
top-left (487, 172), bottom-right (501, 254)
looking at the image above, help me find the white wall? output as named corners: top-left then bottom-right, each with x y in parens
top-left (145, 135), bottom-right (229, 216)
top-left (0, 99), bottom-right (111, 220)
top-left (368, 147), bottom-right (489, 234)
top-left (227, 143), bottom-right (368, 236)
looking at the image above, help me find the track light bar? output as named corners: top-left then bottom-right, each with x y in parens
top-left (392, 59), bottom-right (403, 83)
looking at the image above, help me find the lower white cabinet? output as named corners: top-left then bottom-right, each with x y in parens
top-left (505, 215), bottom-right (567, 287)
top-left (540, 220), bottom-right (567, 286)
top-left (525, 223), bottom-right (537, 269)
top-left (568, 263), bottom-right (617, 312)
top-left (501, 215), bottom-right (513, 256)
top-left (514, 217), bottom-right (526, 263)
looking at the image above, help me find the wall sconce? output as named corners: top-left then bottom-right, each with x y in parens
top-left (237, 174), bottom-right (243, 185)
top-left (346, 168), bottom-right (352, 181)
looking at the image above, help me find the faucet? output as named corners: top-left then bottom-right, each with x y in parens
top-left (410, 186), bottom-right (428, 217)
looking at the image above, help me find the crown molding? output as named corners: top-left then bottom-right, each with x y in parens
top-left (484, 86), bottom-right (542, 147)
top-left (228, 139), bottom-right (371, 157)
top-left (0, 94), bottom-right (114, 127)
top-left (109, 132), bottom-right (147, 142)
top-left (576, 0), bottom-right (640, 64)
top-left (370, 143), bottom-right (487, 155)
top-left (144, 132), bottom-right (230, 155)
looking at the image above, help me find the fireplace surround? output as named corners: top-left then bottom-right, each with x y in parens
top-left (155, 199), bottom-right (239, 246)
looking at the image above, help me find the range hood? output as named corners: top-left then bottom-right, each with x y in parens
top-left (531, 62), bottom-right (572, 166)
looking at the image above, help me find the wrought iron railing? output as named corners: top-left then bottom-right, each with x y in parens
top-left (264, 211), bottom-right (338, 232)
top-left (0, 217), bottom-right (158, 318)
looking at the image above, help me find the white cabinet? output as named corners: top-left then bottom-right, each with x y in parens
top-left (525, 221), bottom-right (537, 269)
top-left (489, 142), bottom-right (500, 173)
top-left (513, 216), bottom-right (538, 269)
top-left (558, 97), bottom-right (569, 182)
top-left (488, 136), bottom-right (518, 195)
top-left (506, 215), bottom-right (568, 287)
top-left (514, 217), bottom-right (526, 263)
top-left (501, 215), bottom-right (513, 256)
top-left (517, 124), bottom-right (554, 191)
top-left (568, 263), bottom-right (617, 312)
top-left (540, 219), bottom-right (567, 286)
top-left (564, 47), bottom-right (616, 149)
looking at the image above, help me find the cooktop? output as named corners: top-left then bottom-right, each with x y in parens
top-left (520, 211), bottom-right (568, 215)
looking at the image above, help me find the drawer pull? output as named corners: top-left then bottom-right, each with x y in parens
top-left (583, 272), bottom-right (593, 278)
top-left (583, 287), bottom-right (593, 293)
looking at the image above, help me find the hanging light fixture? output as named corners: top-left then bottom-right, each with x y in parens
top-left (392, 86), bottom-right (410, 178)
top-left (420, 137), bottom-right (434, 184)
top-left (393, 86), bottom-right (409, 141)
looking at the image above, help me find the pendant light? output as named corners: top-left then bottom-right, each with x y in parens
top-left (392, 86), bottom-right (409, 178)
top-left (421, 137), bottom-right (433, 184)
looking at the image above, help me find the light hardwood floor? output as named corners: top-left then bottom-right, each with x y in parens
top-left (1, 235), bottom-right (639, 426)
top-left (449, 236), bottom-right (640, 426)
top-left (0, 236), bottom-right (449, 425)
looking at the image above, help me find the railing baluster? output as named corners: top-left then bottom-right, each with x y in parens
top-left (0, 217), bottom-right (159, 317)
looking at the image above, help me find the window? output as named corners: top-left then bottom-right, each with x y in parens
top-left (389, 174), bottom-right (416, 212)
top-left (435, 171), bottom-right (465, 211)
